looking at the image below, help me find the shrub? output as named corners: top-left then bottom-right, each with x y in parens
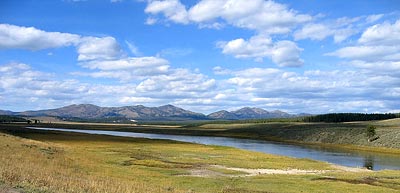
top-left (366, 125), bottom-right (377, 142)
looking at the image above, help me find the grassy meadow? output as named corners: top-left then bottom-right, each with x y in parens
top-left (1, 123), bottom-right (400, 192)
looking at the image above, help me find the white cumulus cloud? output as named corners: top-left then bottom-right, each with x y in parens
top-left (145, 0), bottom-right (189, 24)
top-left (294, 17), bottom-right (367, 43)
top-left (328, 19), bottom-right (400, 75)
top-left (0, 24), bottom-right (124, 62)
top-left (144, 0), bottom-right (310, 67)
top-left (270, 41), bottom-right (304, 67)
top-left (146, 0), bottom-right (311, 34)
top-left (0, 23), bottom-right (80, 50)
top-left (77, 36), bottom-right (123, 61)
top-left (2, 62), bottom-right (399, 114)
top-left (81, 56), bottom-right (169, 71)
top-left (75, 56), bottom-right (171, 81)
top-left (358, 19), bottom-right (400, 45)
top-left (218, 35), bottom-right (303, 67)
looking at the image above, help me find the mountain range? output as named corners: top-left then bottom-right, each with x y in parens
top-left (0, 104), bottom-right (302, 121)
top-left (207, 107), bottom-right (292, 120)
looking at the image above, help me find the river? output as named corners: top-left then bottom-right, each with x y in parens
top-left (26, 127), bottom-right (400, 170)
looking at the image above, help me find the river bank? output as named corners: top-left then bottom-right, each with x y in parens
top-left (24, 126), bottom-right (400, 170)
top-left (24, 119), bottom-right (400, 155)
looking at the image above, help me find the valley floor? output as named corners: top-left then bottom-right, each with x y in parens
top-left (1, 124), bottom-right (400, 192)
top-left (33, 118), bottom-right (400, 153)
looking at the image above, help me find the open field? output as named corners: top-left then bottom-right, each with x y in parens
top-left (1, 124), bottom-right (400, 192)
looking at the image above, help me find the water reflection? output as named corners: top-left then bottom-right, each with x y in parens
top-left (363, 156), bottom-right (374, 170)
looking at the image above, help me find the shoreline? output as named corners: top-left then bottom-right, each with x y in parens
top-left (14, 121), bottom-right (400, 156)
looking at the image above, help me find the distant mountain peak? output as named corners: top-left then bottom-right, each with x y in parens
top-left (216, 110), bottom-right (230, 113)
top-left (207, 110), bottom-right (238, 120)
top-left (207, 107), bottom-right (292, 120)
top-left (3, 103), bottom-right (296, 122)
top-left (158, 104), bottom-right (180, 110)
top-left (235, 107), bottom-right (267, 112)
top-left (159, 104), bottom-right (175, 107)
top-left (0, 110), bottom-right (14, 115)
top-left (16, 103), bottom-right (207, 121)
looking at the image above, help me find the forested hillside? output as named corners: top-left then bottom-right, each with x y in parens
top-left (304, 113), bottom-right (399, 122)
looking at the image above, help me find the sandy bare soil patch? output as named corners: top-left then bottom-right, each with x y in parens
top-left (213, 165), bottom-right (324, 176)
top-left (185, 165), bottom-right (326, 177)
top-left (185, 164), bottom-right (373, 178)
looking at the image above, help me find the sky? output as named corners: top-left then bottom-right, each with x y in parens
top-left (0, 0), bottom-right (399, 114)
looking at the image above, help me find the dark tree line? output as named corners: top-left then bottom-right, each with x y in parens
top-left (0, 115), bottom-right (27, 123)
top-left (303, 113), bottom-right (399, 123)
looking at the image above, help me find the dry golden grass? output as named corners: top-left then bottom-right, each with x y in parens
top-left (0, 133), bottom-right (171, 193)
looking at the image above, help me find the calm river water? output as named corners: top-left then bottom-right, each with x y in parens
top-left (26, 127), bottom-right (400, 170)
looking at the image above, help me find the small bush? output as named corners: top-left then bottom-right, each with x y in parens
top-left (366, 125), bottom-right (376, 141)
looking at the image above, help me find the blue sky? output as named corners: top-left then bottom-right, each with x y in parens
top-left (0, 0), bottom-right (399, 114)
